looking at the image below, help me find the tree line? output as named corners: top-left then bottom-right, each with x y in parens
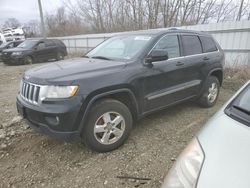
top-left (1, 0), bottom-right (250, 37)
top-left (48, 0), bottom-right (250, 36)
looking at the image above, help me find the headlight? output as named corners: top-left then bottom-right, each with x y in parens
top-left (40, 85), bottom-right (78, 100)
top-left (12, 51), bottom-right (22, 55)
top-left (162, 138), bottom-right (204, 188)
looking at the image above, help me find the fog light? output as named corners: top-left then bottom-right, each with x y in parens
top-left (45, 116), bottom-right (60, 126)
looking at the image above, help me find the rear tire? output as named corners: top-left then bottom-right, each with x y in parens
top-left (198, 76), bottom-right (220, 108)
top-left (82, 99), bottom-right (133, 152)
top-left (56, 52), bottom-right (64, 61)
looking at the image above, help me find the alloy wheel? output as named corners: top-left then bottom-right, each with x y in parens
top-left (94, 111), bottom-right (125, 145)
top-left (207, 83), bottom-right (218, 103)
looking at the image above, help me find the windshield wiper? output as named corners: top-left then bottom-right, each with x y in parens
top-left (91, 56), bottom-right (112, 60)
top-left (232, 105), bottom-right (250, 116)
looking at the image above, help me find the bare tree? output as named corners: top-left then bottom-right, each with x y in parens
top-left (237, 0), bottom-right (244, 21)
top-left (42, 0), bottom-right (250, 36)
top-left (3, 18), bottom-right (21, 28)
top-left (23, 20), bottom-right (40, 37)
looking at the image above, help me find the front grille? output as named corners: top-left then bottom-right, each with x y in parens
top-left (21, 81), bottom-right (40, 104)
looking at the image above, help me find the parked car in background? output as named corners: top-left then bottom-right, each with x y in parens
top-left (2, 27), bottom-right (25, 42)
top-left (0, 32), bottom-right (6, 45)
top-left (2, 38), bottom-right (67, 65)
top-left (16, 29), bottom-right (224, 152)
top-left (0, 40), bottom-right (24, 61)
top-left (162, 81), bottom-right (250, 188)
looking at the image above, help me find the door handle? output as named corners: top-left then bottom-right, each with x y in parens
top-left (176, 61), bottom-right (184, 66)
top-left (203, 56), bottom-right (209, 60)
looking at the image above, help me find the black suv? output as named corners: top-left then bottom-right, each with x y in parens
top-left (2, 38), bottom-right (67, 65)
top-left (16, 29), bottom-right (224, 152)
top-left (0, 40), bottom-right (24, 61)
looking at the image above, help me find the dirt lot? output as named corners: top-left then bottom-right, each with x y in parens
top-left (0, 62), bottom-right (244, 188)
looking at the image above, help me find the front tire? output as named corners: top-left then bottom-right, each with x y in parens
top-left (82, 99), bottom-right (133, 152)
top-left (56, 52), bottom-right (64, 61)
top-left (23, 56), bottom-right (33, 65)
top-left (198, 76), bottom-right (220, 108)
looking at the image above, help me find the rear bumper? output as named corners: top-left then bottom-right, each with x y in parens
top-left (16, 94), bottom-right (83, 142)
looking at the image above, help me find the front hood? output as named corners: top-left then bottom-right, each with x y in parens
top-left (24, 58), bottom-right (126, 84)
top-left (197, 113), bottom-right (250, 188)
top-left (3, 47), bottom-right (30, 53)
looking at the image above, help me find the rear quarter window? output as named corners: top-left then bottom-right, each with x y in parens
top-left (181, 35), bottom-right (202, 56)
top-left (53, 39), bottom-right (65, 47)
top-left (200, 36), bottom-right (218, 53)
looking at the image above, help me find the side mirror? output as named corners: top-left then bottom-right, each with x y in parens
top-left (145, 49), bottom-right (168, 64)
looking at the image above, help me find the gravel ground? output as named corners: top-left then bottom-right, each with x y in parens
top-left (0, 61), bottom-right (243, 188)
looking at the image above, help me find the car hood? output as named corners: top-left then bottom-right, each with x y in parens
top-left (197, 112), bottom-right (250, 188)
top-left (3, 47), bottom-right (30, 53)
top-left (24, 58), bottom-right (127, 85)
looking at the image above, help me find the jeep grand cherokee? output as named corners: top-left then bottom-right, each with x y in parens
top-left (16, 29), bottom-right (224, 152)
top-left (2, 38), bottom-right (67, 65)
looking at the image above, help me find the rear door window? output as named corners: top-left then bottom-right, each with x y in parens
top-left (181, 35), bottom-right (202, 56)
top-left (37, 42), bottom-right (46, 49)
top-left (45, 40), bottom-right (55, 47)
top-left (154, 35), bottom-right (180, 59)
top-left (200, 36), bottom-right (218, 53)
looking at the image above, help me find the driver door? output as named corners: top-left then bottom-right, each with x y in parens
top-left (34, 41), bottom-right (48, 61)
top-left (143, 34), bottom-right (188, 112)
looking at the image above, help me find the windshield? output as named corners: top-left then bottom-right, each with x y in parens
top-left (86, 35), bottom-right (152, 60)
top-left (226, 83), bottom-right (250, 125)
top-left (233, 84), bottom-right (250, 112)
top-left (17, 40), bottom-right (37, 49)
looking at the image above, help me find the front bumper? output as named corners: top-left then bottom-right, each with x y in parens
top-left (16, 94), bottom-right (83, 142)
top-left (2, 55), bottom-right (24, 64)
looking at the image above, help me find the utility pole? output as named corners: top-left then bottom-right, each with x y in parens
top-left (38, 0), bottom-right (46, 37)
top-left (236, 0), bottom-right (244, 21)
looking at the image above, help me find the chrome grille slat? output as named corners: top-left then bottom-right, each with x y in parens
top-left (22, 82), bottom-right (25, 96)
top-left (25, 84), bottom-right (29, 98)
top-left (30, 85), bottom-right (33, 101)
top-left (33, 86), bottom-right (37, 102)
top-left (23, 83), bottom-right (26, 97)
top-left (20, 81), bottom-right (40, 104)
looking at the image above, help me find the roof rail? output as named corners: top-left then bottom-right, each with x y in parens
top-left (168, 28), bottom-right (178, 30)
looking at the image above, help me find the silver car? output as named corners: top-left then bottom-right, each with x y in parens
top-left (162, 81), bottom-right (250, 188)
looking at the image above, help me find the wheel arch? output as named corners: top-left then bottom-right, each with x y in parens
top-left (78, 88), bottom-right (139, 132)
top-left (24, 54), bottom-right (35, 64)
top-left (208, 68), bottom-right (223, 86)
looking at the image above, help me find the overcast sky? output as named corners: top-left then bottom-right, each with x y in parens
top-left (0, 0), bottom-right (67, 24)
